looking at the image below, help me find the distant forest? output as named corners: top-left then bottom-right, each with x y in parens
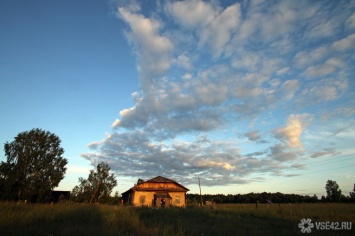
top-left (186, 192), bottom-right (355, 204)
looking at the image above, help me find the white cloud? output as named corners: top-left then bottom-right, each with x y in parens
top-left (306, 17), bottom-right (339, 39)
top-left (305, 64), bottom-right (335, 78)
top-left (87, 141), bottom-right (99, 149)
top-left (115, 105), bottom-right (149, 128)
top-left (325, 57), bottom-right (345, 68)
top-left (167, 0), bottom-right (216, 29)
top-left (196, 160), bottom-right (235, 171)
top-left (168, 0), bottom-right (242, 58)
top-left (346, 13), bottom-right (355, 29)
top-left (195, 79), bottom-right (228, 105)
top-left (281, 80), bottom-right (299, 100)
top-left (276, 67), bottom-right (289, 75)
top-left (258, 1), bottom-right (298, 39)
top-left (199, 3), bottom-right (241, 57)
top-left (275, 114), bottom-right (313, 149)
top-left (175, 53), bottom-right (193, 70)
top-left (82, 0), bottom-right (355, 187)
top-left (314, 85), bottom-right (338, 102)
top-left (294, 46), bottom-right (328, 68)
top-left (332, 34), bottom-right (355, 51)
top-left (111, 119), bottom-right (120, 129)
top-left (118, 7), bottom-right (173, 77)
top-left (232, 51), bottom-right (262, 72)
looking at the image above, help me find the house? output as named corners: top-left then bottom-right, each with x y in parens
top-left (122, 176), bottom-right (189, 207)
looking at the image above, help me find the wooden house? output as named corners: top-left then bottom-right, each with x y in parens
top-left (121, 176), bottom-right (189, 207)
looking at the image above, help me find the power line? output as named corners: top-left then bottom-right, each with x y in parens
top-left (300, 154), bottom-right (354, 167)
top-left (299, 164), bottom-right (355, 175)
top-left (304, 156), bottom-right (354, 167)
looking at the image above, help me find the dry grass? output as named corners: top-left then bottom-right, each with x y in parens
top-left (0, 202), bottom-right (354, 236)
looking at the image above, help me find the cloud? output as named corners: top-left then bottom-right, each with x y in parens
top-left (332, 34), bottom-right (355, 51)
top-left (118, 7), bottom-right (173, 77)
top-left (174, 53), bottom-right (193, 70)
top-left (167, 0), bottom-right (242, 58)
top-left (245, 131), bottom-right (261, 141)
top-left (269, 144), bottom-right (299, 162)
top-left (346, 13), bottom-right (355, 29)
top-left (111, 119), bottom-right (120, 129)
top-left (329, 121), bottom-right (355, 137)
top-left (82, 130), bottom-right (298, 186)
top-left (281, 80), bottom-right (299, 100)
top-left (293, 46), bottom-right (328, 68)
top-left (82, 0), bottom-right (355, 187)
top-left (305, 64), bottom-right (335, 78)
top-left (274, 114), bottom-right (313, 149)
top-left (166, 0), bottom-right (216, 29)
top-left (197, 160), bottom-right (235, 171)
top-left (199, 3), bottom-right (241, 57)
top-left (291, 163), bottom-right (306, 170)
top-left (311, 148), bottom-right (338, 158)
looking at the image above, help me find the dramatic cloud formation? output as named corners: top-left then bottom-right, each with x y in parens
top-left (274, 114), bottom-right (313, 149)
top-left (82, 0), bottom-right (355, 187)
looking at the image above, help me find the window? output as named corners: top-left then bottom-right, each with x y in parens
top-left (175, 196), bottom-right (180, 204)
top-left (139, 195), bottom-right (146, 204)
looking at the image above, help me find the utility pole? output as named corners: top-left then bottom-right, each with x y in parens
top-left (198, 177), bottom-right (203, 206)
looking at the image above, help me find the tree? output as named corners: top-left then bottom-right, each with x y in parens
top-left (72, 162), bottom-right (117, 203)
top-left (0, 128), bottom-right (67, 202)
top-left (325, 179), bottom-right (342, 202)
top-left (137, 178), bottom-right (145, 185)
top-left (350, 184), bottom-right (355, 202)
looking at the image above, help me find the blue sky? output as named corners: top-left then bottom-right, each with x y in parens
top-left (1, 0), bottom-right (355, 197)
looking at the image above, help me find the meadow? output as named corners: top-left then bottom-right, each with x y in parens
top-left (0, 202), bottom-right (354, 236)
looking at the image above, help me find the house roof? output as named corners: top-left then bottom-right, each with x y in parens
top-left (146, 176), bottom-right (180, 184)
top-left (143, 176), bottom-right (189, 191)
top-left (121, 176), bottom-right (189, 195)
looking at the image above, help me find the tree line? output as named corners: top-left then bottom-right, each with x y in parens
top-left (187, 180), bottom-right (355, 204)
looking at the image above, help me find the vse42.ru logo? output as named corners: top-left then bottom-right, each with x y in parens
top-left (298, 218), bottom-right (352, 233)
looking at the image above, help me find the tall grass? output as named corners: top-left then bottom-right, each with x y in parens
top-left (0, 202), bottom-right (354, 236)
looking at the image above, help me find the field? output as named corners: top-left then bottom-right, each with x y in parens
top-left (0, 202), bottom-right (354, 236)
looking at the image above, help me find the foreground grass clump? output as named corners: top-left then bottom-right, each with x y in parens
top-left (0, 202), bottom-right (354, 236)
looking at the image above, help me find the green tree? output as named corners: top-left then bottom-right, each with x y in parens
top-left (325, 179), bottom-right (342, 202)
top-left (0, 128), bottom-right (67, 202)
top-left (72, 162), bottom-right (117, 203)
top-left (137, 178), bottom-right (145, 185)
top-left (350, 184), bottom-right (355, 202)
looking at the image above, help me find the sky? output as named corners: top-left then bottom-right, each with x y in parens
top-left (1, 0), bottom-right (355, 197)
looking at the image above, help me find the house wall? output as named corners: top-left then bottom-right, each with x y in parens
top-left (132, 191), bottom-right (186, 207)
top-left (132, 191), bottom-right (155, 207)
top-left (168, 191), bottom-right (186, 207)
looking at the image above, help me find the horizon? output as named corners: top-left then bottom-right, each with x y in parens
top-left (1, 0), bottom-right (355, 197)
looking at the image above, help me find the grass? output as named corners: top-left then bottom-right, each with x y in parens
top-left (0, 202), bottom-right (354, 236)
